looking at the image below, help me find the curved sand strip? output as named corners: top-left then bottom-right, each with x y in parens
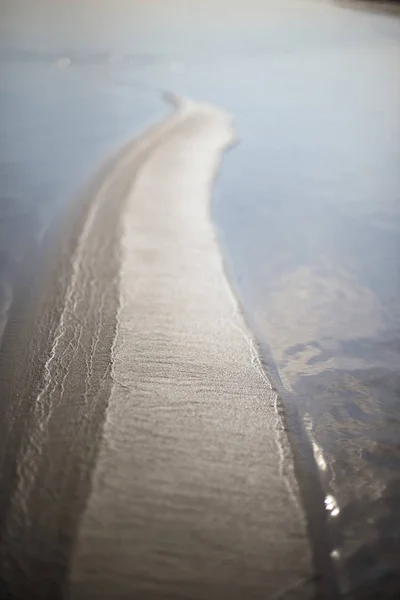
top-left (69, 99), bottom-right (313, 599)
top-left (0, 97), bottom-right (313, 599)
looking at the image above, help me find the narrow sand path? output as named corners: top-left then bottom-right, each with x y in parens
top-left (70, 98), bottom-right (313, 600)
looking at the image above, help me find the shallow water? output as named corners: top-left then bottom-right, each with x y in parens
top-left (1, 0), bottom-right (400, 597)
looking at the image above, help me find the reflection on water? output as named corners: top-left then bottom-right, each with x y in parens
top-left (211, 4), bottom-right (400, 595)
top-left (0, 0), bottom-right (400, 596)
top-left (257, 265), bottom-right (384, 384)
top-left (224, 255), bottom-right (400, 594)
top-left (219, 161), bottom-right (400, 593)
top-left (218, 150), bottom-right (400, 592)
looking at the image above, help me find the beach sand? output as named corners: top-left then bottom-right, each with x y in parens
top-left (0, 98), bottom-right (314, 599)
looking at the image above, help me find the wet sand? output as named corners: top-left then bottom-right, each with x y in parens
top-left (0, 99), bottom-right (316, 599)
